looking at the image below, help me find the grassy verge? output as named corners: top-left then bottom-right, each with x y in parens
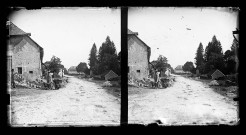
top-left (10, 86), bottom-right (52, 98)
top-left (76, 77), bottom-right (121, 99)
top-left (185, 75), bottom-right (238, 100)
top-left (11, 76), bottom-right (69, 98)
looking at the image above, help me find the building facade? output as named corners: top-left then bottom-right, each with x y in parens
top-left (128, 29), bottom-right (151, 80)
top-left (7, 21), bottom-right (44, 82)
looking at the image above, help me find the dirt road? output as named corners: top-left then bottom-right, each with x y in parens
top-left (128, 75), bottom-right (239, 125)
top-left (11, 75), bottom-right (120, 126)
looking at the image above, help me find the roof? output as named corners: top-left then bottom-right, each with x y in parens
top-left (68, 66), bottom-right (77, 71)
top-left (7, 21), bottom-right (44, 62)
top-left (7, 21), bottom-right (31, 36)
top-left (128, 29), bottom-right (138, 35)
top-left (105, 70), bottom-right (118, 80)
top-left (175, 65), bottom-right (183, 70)
top-left (211, 69), bottom-right (225, 77)
top-left (128, 29), bottom-right (151, 62)
top-left (207, 69), bottom-right (217, 76)
top-left (99, 70), bottom-right (110, 77)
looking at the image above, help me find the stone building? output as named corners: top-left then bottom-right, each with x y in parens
top-left (128, 29), bottom-right (151, 80)
top-left (7, 21), bottom-right (44, 83)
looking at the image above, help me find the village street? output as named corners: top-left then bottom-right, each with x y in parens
top-left (11, 75), bottom-right (120, 126)
top-left (128, 74), bottom-right (238, 125)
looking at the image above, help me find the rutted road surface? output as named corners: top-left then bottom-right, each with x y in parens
top-left (128, 75), bottom-right (239, 125)
top-left (11, 75), bottom-right (120, 126)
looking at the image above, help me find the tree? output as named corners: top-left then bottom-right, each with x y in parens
top-left (204, 36), bottom-right (223, 61)
top-left (44, 56), bottom-right (64, 74)
top-left (98, 36), bottom-right (117, 64)
top-left (167, 63), bottom-right (175, 73)
top-left (91, 63), bottom-right (100, 75)
top-left (230, 38), bottom-right (239, 73)
top-left (224, 50), bottom-right (236, 74)
top-left (117, 51), bottom-right (121, 63)
top-left (150, 55), bottom-right (173, 73)
top-left (182, 61), bottom-right (195, 73)
top-left (223, 38), bottom-right (239, 74)
top-left (97, 36), bottom-right (120, 75)
top-left (63, 68), bottom-right (68, 74)
top-left (117, 51), bottom-right (121, 74)
top-left (195, 42), bottom-right (204, 70)
top-left (204, 35), bottom-right (224, 73)
top-left (153, 55), bottom-right (168, 72)
top-left (84, 68), bottom-right (90, 75)
top-left (231, 38), bottom-right (239, 55)
top-left (98, 53), bottom-right (120, 75)
top-left (76, 62), bottom-right (88, 74)
top-left (88, 43), bottom-right (98, 70)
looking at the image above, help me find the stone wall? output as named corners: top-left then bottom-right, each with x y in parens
top-left (128, 35), bottom-right (149, 80)
top-left (11, 36), bottom-right (42, 82)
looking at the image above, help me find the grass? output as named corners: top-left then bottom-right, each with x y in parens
top-left (11, 86), bottom-right (53, 97)
top-left (76, 77), bottom-right (121, 99)
top-left (11, 76), bottom-right (69, 97)
top-left (184, 75), bottom-right (238, 100)
top-left (128, 86), bottom-right (162, 95)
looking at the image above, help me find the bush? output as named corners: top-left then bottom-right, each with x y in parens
top-left (226, 74), bottom-right (238, 83)
top-left (53, 72), bottom-right (61, 78)
top-left (200, 74), bottom-right (209, 79)
top-left (215, 76), bottom-right (226, 80)
top-left (102, 81), bottom-right (112, 87)
top-left (93, 76), bottom-right (103, 80)
top-left (108, 76), bottom-right (121, 81)
top-left (118, 79), bottom-right (121, 86)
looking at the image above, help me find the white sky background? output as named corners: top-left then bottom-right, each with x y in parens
top-left (128, 7), bottom-right (239, 69)
top-left (9, 7), bottom-right (121, 69)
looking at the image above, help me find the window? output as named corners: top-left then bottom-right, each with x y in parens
top-left (29, 71), bottom-right (33, 74)
top-left (18, 67), bottom-right (22, 74)
top-left (137, 70), bottom-right (140, 73)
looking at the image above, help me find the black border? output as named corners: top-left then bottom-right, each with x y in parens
top-left (121, 7), bottom-right (128, 126)
top-left (1, 0), bottom-right (244, 131)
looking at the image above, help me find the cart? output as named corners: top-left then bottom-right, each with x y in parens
top-left (53, 78), bottom-right (63, 89)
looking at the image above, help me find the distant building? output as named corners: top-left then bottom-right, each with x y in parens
top-left (174, 65), bottom-right (184, 73)
top-left (68, 66), bottom-right (79, 74)
top-left (208, 69), bottom-right (225, 80)
top-left (128, 29), bottom-right (151, 80)
top-left (7, 21), bottom-right (44, 83)
top-left (104, 70), bottom-right (118, 81)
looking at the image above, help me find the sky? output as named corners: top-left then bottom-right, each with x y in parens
top-left (9, 7), bottom-right (121, 69)
top-left (128, 7), bottom-right (239, 69)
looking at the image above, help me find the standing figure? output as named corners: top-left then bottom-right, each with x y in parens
top-left (47, 71), bottom-right (54, 89)
top-left (11, 69), bottom-right (16, 88)
top-left (153, 69), bottom-right (157, 88)
top-left (46, 71), bottom-right (50, 83)
top-left (156, 70), bottom-right (160, 88)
